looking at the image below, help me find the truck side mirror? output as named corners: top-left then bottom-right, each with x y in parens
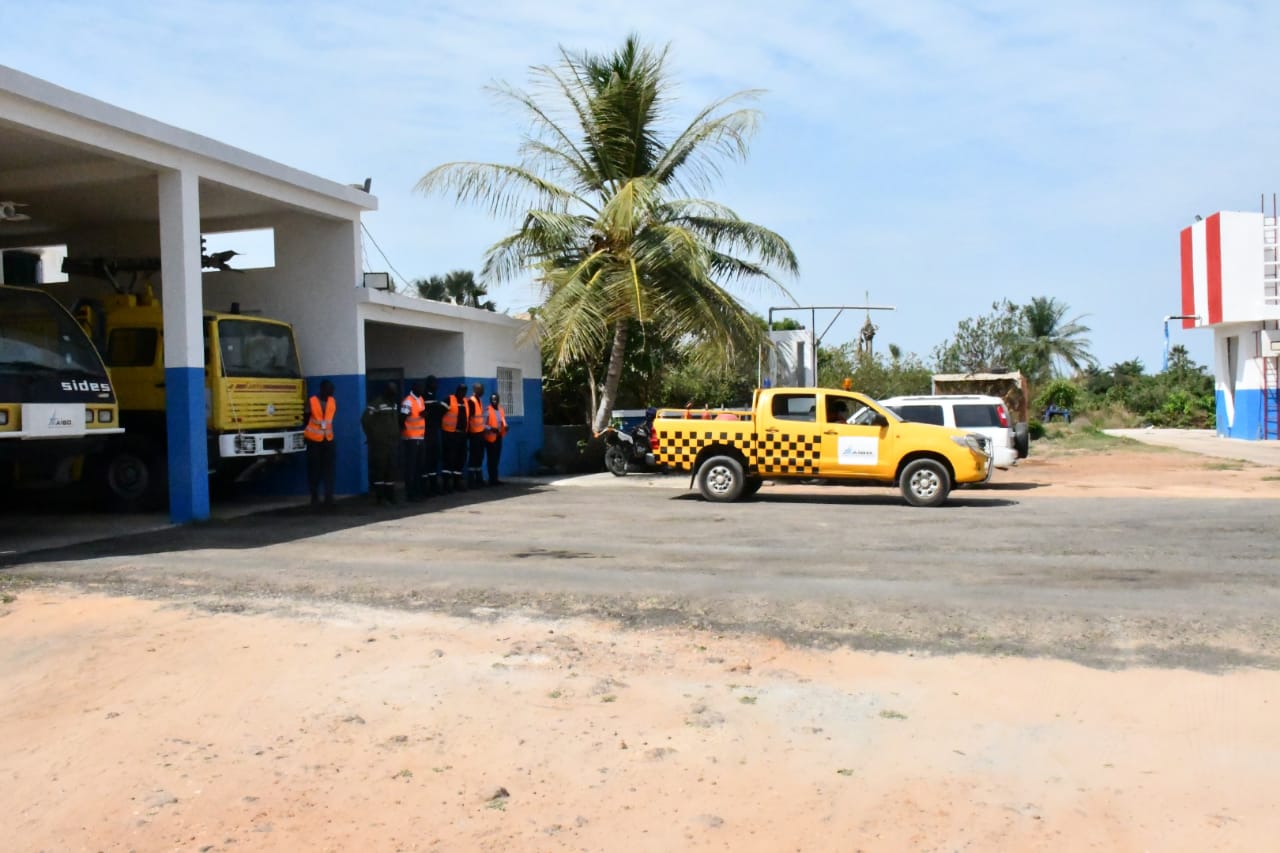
top-left (872, 412), bottom-right (888, 427)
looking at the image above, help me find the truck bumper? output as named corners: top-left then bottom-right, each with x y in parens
top-left (216, 430), bottom-right (306, 460)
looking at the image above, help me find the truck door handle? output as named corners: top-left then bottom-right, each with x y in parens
top-left (823, 429), bottom-right (837, 435)
top-left (154, 382), bottom-right (166, 388)
top-left (765, 427), bottom-right (779, 433)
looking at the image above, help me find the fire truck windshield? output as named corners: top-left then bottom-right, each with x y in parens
top-left (216, 319), bottom-right (301, 379)
top-left (0, 286), bottom-right (108, 378)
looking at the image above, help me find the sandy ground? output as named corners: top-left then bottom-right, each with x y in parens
top-left (992, 444), bottom-right (1280, 500)
top-left (2, 591), bottom-right (1277, 853)
top-left (2, 446), bottom-right (1279, 852)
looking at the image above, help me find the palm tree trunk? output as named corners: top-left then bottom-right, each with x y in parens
top-left (592, 324), bottom-right (629, 433)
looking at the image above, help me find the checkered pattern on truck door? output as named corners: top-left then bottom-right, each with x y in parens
top-left (755, 431), bottom-right (819, 476)
top-left (654, 425), bottom-right (752, 471)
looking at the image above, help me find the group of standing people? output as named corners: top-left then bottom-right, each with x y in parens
top-left (361, 376), bottom-right (508, 505)
top-left (304, 377), bottom-right (508, 509)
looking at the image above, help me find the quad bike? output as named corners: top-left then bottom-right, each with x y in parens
top-left (602, 410), bottom-right (662, 476)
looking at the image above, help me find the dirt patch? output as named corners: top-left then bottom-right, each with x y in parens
top-left (992, 446), bottom-right (1280, 499)
top-left (1, 589), bottom-right (1276, 851)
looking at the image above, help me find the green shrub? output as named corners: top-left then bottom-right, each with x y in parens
top-left (1035, 379), bottom-right (1079, 412)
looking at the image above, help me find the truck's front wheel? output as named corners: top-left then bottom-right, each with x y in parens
top-left (899, 458), bottom-right (950, 507)
top-left (101, 439), bottom-right (167, 512)
top-left (697, 455), bottom-right (745, 502)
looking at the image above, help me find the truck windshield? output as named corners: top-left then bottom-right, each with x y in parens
top-left (0, 286), bottom-right (108, 377)
top-left (216, 319), bottom-right (301, 379)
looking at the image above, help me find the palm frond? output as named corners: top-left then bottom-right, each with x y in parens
top-left (416, 162), bottom-right (579, 219)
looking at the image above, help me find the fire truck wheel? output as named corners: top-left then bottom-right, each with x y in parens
top-left (697, 455), bottom-right (745, 502)
top-left (900, 458), bottom-right (950, 507)
top-left (101, 438), bottom-right (167, 512)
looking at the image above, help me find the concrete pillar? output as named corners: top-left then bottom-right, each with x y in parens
top-left (158, 169), bottom-right (209, 522)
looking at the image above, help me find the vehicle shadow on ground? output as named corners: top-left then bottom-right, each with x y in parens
top-left (672, 492), bottom-right (1020, 508)
top-left (0, 483), bottom-right (541, 569)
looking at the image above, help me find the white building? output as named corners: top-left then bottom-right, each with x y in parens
top-left (0, 66), bottom-right (542, 521)
top-left (1179, 209), bottom-right (1280, 440)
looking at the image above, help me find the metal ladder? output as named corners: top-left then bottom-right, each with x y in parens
top-left (1263, 337), bottom-right (1279, 440)
top-left (1264, 194), bottom-right (1280, 306)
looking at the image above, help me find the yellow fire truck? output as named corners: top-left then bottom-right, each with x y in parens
top-left (0, 284), bottom-right (123, 494)
top-left (66, 258), bottom-right (306, 509)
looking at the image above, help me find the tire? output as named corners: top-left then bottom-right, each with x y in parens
top-left (899, 458), bottom-right (950, 507)
top-left (743, 476), bottom-right (764, 497)
top-left (697, 455), bottom-right (746, 502)
top-left (100, 439), bottom-right (167, 512)
top-left (604, 445), bottom-right (629, 477)
top-left (1014, 422), bottom-right (1030, 459)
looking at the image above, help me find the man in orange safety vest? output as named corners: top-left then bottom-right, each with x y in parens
top-left (304, 379), bottom-right (337, 509)
top-left (483, 392), bottom-right (509, 486)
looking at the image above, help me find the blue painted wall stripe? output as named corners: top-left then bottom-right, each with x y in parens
top-left (165, 366), bottom-right (210, 523)
top-left (1216, 388), bottom-right (1279, 440)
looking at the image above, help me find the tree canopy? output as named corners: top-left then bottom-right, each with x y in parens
top-left (417, 35), bottom-right (797, 431)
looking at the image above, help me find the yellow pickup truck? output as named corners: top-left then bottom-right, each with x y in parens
top-left (653, 387), bottom-right (993, 507)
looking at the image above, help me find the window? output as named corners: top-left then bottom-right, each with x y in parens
top-left (954, 404), bottom-right (1002, 428)
top-left (0, 286), bottom-right (106, 376)
top-left (771, 393), bottom-right (816, 421)
top-left (106, 328), bottom-right (159, 367)
top-left (496, 366), bottom-right (523, 416)
top-left (203, 228), bottom-right (275, 270)
top-left (892, 404), bottom-right (945, 426)
top-left (216, 319), bottom-right (300, 379)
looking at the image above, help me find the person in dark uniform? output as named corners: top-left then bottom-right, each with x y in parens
top-left (362, 382), bottom-right (401, 505)
top-left (304, 379), bottom-right (337, 509)
top-left (467, 381), bottom-right (487, 488)
top-left (421, 375), bottom-right (446, 497)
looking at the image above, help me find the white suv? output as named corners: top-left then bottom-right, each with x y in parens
top-left (879, 394), bottom-right (1029, 469)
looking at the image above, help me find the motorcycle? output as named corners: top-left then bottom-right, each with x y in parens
top-left (602, 410), bottom-right (662, 476)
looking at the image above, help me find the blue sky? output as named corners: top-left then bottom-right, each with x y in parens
top-left (7, 0), bottom-right (1278, 371)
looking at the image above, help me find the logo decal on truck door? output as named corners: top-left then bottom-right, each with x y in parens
top-left (837, 436), bottom-right (878, 465)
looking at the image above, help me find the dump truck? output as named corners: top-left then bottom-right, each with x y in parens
top-left (652, 386), bottom-right (993, 507)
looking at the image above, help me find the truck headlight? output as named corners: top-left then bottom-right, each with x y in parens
top-left (951, 434), bottom-right (990, 455)
top-left (97, 409), bottom-right (113, 423)
top-left (0, 410), bottom-right (8, 426)
top-left (234, 435), bottom-right (257, 454)
top-left (85, 408), bottom-right (94, 424)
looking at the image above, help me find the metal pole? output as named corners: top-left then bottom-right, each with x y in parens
top-left (1162, 314), bottom-right (1201, 371)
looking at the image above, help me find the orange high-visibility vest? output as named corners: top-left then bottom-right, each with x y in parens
top-left (466, 396), bottom-right (485, 434)
top-left (304, 395), bottom-right (336, 442)
top-left (484, 405), bottom-right (508, 443)
top-left (441, 397), bottom-right (461, 432)
top-left (400, 394), bottom-right (425, 439)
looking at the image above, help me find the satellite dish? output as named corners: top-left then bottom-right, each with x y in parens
top-left (1, 201), bottom-right (31, 222)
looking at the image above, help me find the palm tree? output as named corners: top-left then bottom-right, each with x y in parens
top-left (417, 35), bottom-right (797, 431)
top-left (1014, 296), bottom-right (1096, 382)
top-left (414, 270), bottom-right (496, 311)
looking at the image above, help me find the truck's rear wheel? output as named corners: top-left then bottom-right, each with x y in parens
top-left (900, 458), bottom-right (950, 507)
top-left (697, 455), bottom-right (745, 502)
